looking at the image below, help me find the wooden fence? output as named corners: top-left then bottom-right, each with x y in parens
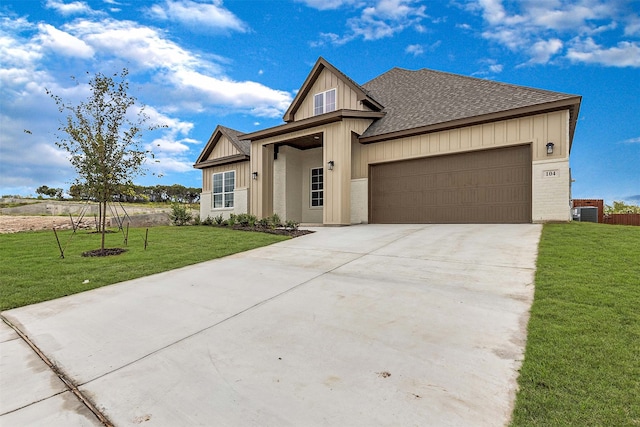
top-left (603, 214), bottom-right (640, 226)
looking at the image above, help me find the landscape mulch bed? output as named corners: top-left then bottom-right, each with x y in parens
top-left (231, 225), bottom-right (314, 238)
top-left (82, 248), bottom-right (128, 257)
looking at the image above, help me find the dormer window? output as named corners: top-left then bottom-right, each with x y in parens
top-left (314, 88), bottom-right (336, 116)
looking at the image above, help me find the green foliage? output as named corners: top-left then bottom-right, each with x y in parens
top-left (202, 216), bottom-right (214, 226)
top-left (511, 223), bottom-right (640, 426)
top-left (227, 213), bottom-right (236, 226)
top-left (235, 213), bottom-right (258, 227)
top-left (604, 200), bottom-right (640, 214)
top-left (266, 213), bottom-right (282, 229)
top-left (0, 227), bottom-right (289, 311)
top-left (169, 203), bottom-right (193, 226)
top-left (213, 214), bottom-right (224, 225)
top-left (284, 219), bottom-right (299, 231)
top-left (36, 185), bottom-right (63, 200)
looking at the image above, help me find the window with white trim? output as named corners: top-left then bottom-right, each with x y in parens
top-left (310, 167), bottom-right (323, 207)
top-left (212, 170), bottom-right (235, 208)
top-left (313, 88), bottom-right (336, 116)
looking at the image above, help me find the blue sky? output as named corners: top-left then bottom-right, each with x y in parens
top-left (1, 0), bottom-right (638, 205)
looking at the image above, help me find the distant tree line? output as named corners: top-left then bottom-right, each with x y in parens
top-left (605, 201), bottom-right (640, 214)
top-left (36, 185), bottom-right (64, 200)
top-left (68, 184), bottom-right (201, 204)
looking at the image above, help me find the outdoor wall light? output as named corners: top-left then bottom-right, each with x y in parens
top-left (327, 160), bottom-right (334, 170)
top-left (546, 142), bottom-right (554, 155)
top-left (252, 171), bottom-right (258, 180)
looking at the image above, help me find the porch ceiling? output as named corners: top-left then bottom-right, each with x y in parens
top-left (275, 132), bottom-right (323, 150)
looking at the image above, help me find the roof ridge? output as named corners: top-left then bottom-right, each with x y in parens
top-left (364, 66), bottom-right (579, 98)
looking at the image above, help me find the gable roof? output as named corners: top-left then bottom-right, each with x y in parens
top-left (282, 57), bottom-right (383, 122)
top-left (193, 125), bottom-right (250, 168)
top-left (360, 67), bottom-right (581, 144)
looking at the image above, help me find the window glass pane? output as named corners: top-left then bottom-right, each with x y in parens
top-left (213, 174), bottom-right (222, 193)
top-left (224, 171), bottom-right (235, 192)
top-left (310, 167), bottom-right (323, 207)
top-left (314, 93), bottom-right (323, 116)
top-left (213, 194), bottom-right (222, 208)
top-left (325, 89), bottom-right (336, 112)
top-left (225, 193), bottom-right (234, 208)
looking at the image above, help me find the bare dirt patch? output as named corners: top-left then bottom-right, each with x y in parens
top-left (0, 216), bottom-right (94, 234)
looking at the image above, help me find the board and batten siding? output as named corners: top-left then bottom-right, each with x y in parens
top-left (294, 68), bottom-right (373, 122)
top-left (206, 135), bottom-right (242, 160)
top-left (351, 110), bottom-right (569, 178)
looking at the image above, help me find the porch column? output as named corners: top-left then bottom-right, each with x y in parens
top-left (323, 123), bottom-right (352, 225)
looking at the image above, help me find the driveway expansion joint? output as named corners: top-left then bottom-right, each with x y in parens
top-left (0, 315), bottom-right (113, 427)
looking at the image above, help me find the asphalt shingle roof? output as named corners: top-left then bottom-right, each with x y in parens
top-left (218, 125), bottom-right (251, 155)
top-left (361, 67), bottom-right (580, 138)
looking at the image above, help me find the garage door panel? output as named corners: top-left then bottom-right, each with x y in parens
top-left (370, 145), bottom-right (531, 223)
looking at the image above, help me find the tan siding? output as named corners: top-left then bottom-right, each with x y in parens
top-left (206, 135), bottom-right (241, 161)
top-left (295, 68), bottom-right (373, 121)
top-left (352, 110), bottom-right (570, 178)
top-left (201, 161), bottom-right (250, 192)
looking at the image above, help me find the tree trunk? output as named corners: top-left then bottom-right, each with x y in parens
top-left (101, 200), bottom-right (107, 249)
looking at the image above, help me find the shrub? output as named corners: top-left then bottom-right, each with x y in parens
top-left (202, 216), bottom-right (214, 226)
top-left (285, 219), bottom-right (299, 231)
top-left (235, 213), bottom-right (258, 227)
top-left (257, 218), bottom-right (270, 228)
top-left (170, 202), bottom-right (193, 226)
top-left (213, 214), bottom-right (224, 225)
top-left (268, 213), bottom-right (282, 229)
top-left (227, 214), bottom-right (236, 226)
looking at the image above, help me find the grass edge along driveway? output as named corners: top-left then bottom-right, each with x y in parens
top-left (511, 222), bottom-right (640, 426)
top-left (0, 226), bottom-right (288, 311)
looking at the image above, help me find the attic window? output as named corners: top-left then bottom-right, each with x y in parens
top-left (314, 88), bottom-right (336, 116)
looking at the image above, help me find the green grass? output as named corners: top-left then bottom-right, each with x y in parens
top-left (511, 222), bottom-right (640, 426)
top-left (0, 226), bottom-right (288, 311)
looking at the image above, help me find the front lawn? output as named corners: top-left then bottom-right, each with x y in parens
top-left (0, 226), bottom-right (288, 311)
top-left (511, 222), bottom-right (640, 426)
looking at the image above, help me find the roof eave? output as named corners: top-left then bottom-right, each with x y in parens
top-left (193, 154), bottom-right (250, 169)
top-left (359, 98), bottom-right (582, 144)
top-left (244, 109), bottom-right (386, 142)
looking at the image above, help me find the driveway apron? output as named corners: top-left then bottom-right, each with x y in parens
top-left (1, 224), bottom-right (541, 426)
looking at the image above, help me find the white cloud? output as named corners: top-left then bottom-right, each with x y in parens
top-left (309, 0), bottom-right (427, 44)
top-left (471, 0), bottom-right (639, 67)
top-left (528, 38), bottom-right (563, 64)
top-left (297, 0), bottom-right (358, 11)
top-left (622, 136), bottom-right (640, 144)
top-left (567, 38), bottom-right (640, 67)
top-left (37, 24), bottom-right (94, 58)
top-left (405, 44), bottom-right (424, 56)
top-left (172, 69), bottom-right (291, 117)
top-left (45, 0), bottom-right (96, 16)
top-left (66, 19), bottom-right (206, 71)
top-left (624, 15), bottom-right (640, 36)
top-left (147, 0), bottom-right (248, 33)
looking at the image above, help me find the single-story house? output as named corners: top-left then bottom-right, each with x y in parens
top-left (194, 57), bottom-right (581, 225)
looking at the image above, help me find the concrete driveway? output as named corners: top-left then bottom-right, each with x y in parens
top-left (1, 224), bottom-right (541, 426)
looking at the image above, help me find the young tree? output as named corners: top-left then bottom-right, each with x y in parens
top-left (48, 69), bottom-right (161, 252)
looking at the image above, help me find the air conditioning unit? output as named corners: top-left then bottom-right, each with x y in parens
top-left (572, 206), bottom-right (598, 223)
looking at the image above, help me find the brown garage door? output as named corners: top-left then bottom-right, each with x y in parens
top-left (369, 145), bottom-right (531, 224)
